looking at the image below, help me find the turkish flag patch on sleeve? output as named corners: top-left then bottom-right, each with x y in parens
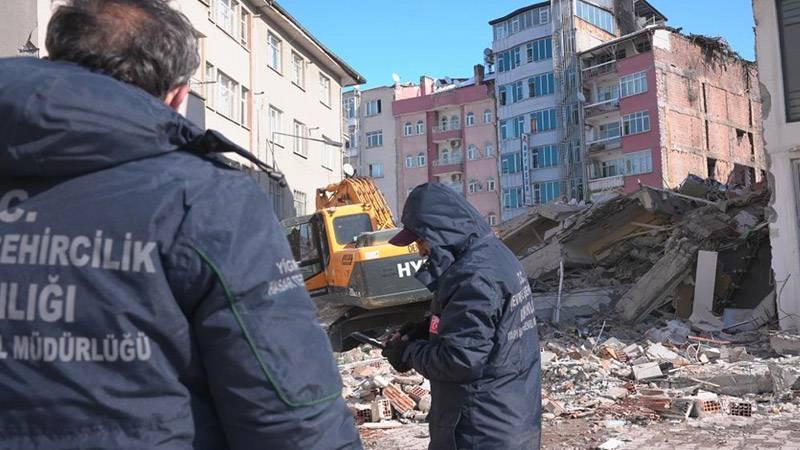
top-left (429, 315), bottom-right (440, 335)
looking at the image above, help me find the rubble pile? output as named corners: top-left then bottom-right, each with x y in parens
top-left (338, 349), bottom-right (432, 431)
top-left (536, 318), bottom-right (800, 427)
top-left (506, 178), bottom-right (773, 327)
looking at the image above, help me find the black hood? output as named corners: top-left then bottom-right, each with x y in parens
top-left (400, 183), bottom-right (492, 291)
top-left (0, 57), bottom-right (201, 178)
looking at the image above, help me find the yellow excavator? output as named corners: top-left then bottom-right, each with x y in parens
top-left (281, 175), bottom-right (431, 351)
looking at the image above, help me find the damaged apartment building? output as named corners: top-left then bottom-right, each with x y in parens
top-left (581, 26), bottom-right (766, 201)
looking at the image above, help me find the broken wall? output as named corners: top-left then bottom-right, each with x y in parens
top-left (655, 31), bottom-right (765, 189)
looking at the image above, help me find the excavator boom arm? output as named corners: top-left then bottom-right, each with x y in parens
top-left (316, 177), bottom-right (396, 230)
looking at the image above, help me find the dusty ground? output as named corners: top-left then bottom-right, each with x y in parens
top-left (361, 408), bottom-right (800, 449)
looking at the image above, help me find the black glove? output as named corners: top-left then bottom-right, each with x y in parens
top-left (398, 317), bottom-right (431, 342)
top-left (382, 339), bottom-right (412, 373)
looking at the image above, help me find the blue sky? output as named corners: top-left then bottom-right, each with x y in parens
top-left (278, 0), bottom-right (756, 89)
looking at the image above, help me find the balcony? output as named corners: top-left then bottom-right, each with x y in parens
top-left (432, 123), bottom-right (462, 142)
top-left (582, 60), bottom-right (617, 81)
top-left (432, 155), bottom-right (464, 175)
top-left (584, 98), bottom-right (620, 119)
top-left (586, 135), bottom-right (622, 153)
top-left (589, 175), bottom-right (624, 192)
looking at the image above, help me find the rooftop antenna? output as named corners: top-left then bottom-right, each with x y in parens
top-left (391, 73), bottom-right (401, 84)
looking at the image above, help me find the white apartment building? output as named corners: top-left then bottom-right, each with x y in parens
top-left (0, 0), bottom-right (365, 219)
top-left (753, 0), bottom-right (800, 330)
top-left (489, 0), bottom-right (665, 221)
top-left (343, 86), bottom-right (402, 217)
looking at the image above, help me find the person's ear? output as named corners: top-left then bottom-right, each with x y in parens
top-left (165, 84), bottom-right (190, 112)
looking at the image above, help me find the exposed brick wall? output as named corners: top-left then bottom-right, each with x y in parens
top-left (653, 31), bottom-right (764, 186)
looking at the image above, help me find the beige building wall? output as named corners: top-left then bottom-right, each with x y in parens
top-left (0, 0), bottom-right (365, 219)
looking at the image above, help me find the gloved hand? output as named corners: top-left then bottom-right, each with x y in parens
top-left (397, 317), bottom-right (431, 342)
top-left (382, 339), bottom-right (412, 373)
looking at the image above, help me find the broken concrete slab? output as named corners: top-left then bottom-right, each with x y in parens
top-left (617, 239), bottom-right (698, 322)
top-left (532, 288), bottom-right (618, 324)
top-left (671, 365), bottom-right (773, 396)
top-left (633, 362), bottom-right (663, 380)
top-left (770, 332), bottom-right (800, 356)
top-left (689, 250), bottom-right (720, 327)
top-left (520, 240), bottom-right (562, 279)
top-left (646, 342), bottom-right (683, 362)
top-left (768, 362), bottom-right (800, 400)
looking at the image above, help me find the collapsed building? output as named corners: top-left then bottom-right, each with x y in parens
top-left (580, 26), bottom-right (766, 202)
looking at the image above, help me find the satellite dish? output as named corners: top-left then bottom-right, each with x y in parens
top-left (483, 48), bottom-right (493, 57)
top-left (343, 163), bottom-right (356, 178)
top-left (391, 73), bottom-right (401, 84)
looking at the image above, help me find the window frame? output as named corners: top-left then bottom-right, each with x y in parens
top-left (268, 32), bottom-right (282, 73)
top-left (293, 120), bottom-right (309, 157)
top-left (405, 155), bottom-right (414, 168)
top-left (291, 51), bottom-right (305, 89)
top-left (269, 106), bottom-right (283, 146)
top-left (416, 120), bottom-right (425, 134)
top-left (466, 112), bottom-right (475, 127)
top-left (319, 73), bottom-right (331, 106)
top-left (622, 111), bottom-right (651, 136)
top-left (620, 71), bottom-right (648, 98)
top-left (404, 122), bottom-right (413, 136)
top-left (366, 130), bottom-right (384, 148)
top-left (417, 152), bottom-right (427, 166)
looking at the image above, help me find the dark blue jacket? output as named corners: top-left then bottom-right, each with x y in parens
top-left (400, 183), bottom-right (541, 450)
top-left (0, 57), bottom-right (361, 450)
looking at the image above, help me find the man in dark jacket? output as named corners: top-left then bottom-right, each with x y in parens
top-left (383, 183), bottom-right (542, 450)
top-left (0, 1), bottom-right (360, 449)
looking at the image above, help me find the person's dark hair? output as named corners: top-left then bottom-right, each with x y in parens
top-left (45, 0), bottom-right (199, 99)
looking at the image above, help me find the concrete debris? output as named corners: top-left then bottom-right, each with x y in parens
top-left (383, 384), bottom-right (417, 417)
top-left (632, 362), bottom-right (663, 380)
top-left (499, 177), bottom-right (772, 329)
top-left (598, 438), bottom-right (624, 449)
top-left (770, 332), bottom-right (800, 356)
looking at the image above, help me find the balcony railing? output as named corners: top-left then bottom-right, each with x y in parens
top-left (433, 124), bottom-right (462, 133)
top-left (589, 175), bottom-right (624, 192)
top-left (432, 155), bottom-right (463, 167)
top-left (586, 135), bottom-right (622, 153)
top-left (584, 98), bottom-right (620, 118)
top-left (582, 60), bottom-right (617, 79)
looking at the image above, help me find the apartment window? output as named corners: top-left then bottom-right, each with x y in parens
top-left (217, 70), bottom-right (237, 120)
top-left (366, 130), bottom-right (383, 148)
top-left (269, 106), bottom-right (283, 145)
top-left (623, 111), bottom-right (651, 136)
top-left (216, 0), bottom-right (236, 35)
top-left (597, 121), bottom-right (622, 141)
top-left (527, 37), bottom-right (553, 63)
top-left (528, 72), bottom-right (555, 98)
top-left (293, 190), bottom-right (307, 215)
top-left (534, 180), bottom-right (561, 205)
top-left (240, 6), bottom-right (250, 47)
top-left (625, 150), bottom-right (653, 175)
top-left (513, 116), bottom-right (525, 138)
top-left (596, 84), bottom-right (620, 102)
top-left (293, 120), bottom-right (308, 156)
top-left (468, 180), bottom-right (480, 194)
top-left (484, 109), bottom-right (493, 123)
top-left (417, 152), bottom-right (426, 166)
top-left (485, 143), bottom-right (495, 157)
top-left (499, 86), bottom-right (508, 106)
top-left (416, 120), bottom-right (425, 134)
top-left (466, 112), bottom-right (475, 127)
top-left (576, 0), bottom-right (615, 34)
top-left (594, 159), bottom-right (623, 178)
top-left (501, 152), bottom-right (521, 174)
top-left (620, 71), bottom-right (648, 98)
top-left (450, 115), bottom-right (460, 130)
top-left (467, 145), bottom-right (477, 160)
top-left (511, 81), bottom-right (524, 103)
top-left (369, 163), bottom-right (384, 178)
top-left (268, 33), bottom-right (282, 72)
top-left (778, 0), bottom-right (800, 122)
top-left (539, 8), bottom-right (550, 24)
top-left (497, 47), bottom-right (522, 73)
top-left (319, 74), bottom-right (331, 106)
top-left (503, 187), bottom-right (523, 209)
top-left (291, 52), bottom-right (305, 88)
top-left (405, 155), bottom-right (414, 168)
top-left (404, 122), bottom-right (413, 136)
top-left (486, 177), bottom-right (496, 192)
top-left (531, 108), bottom-right (558, 133)
top-left (500, 120), bottom-right (508, 140)
top-left (488, 213), bottom-right (498, 226)
top-left (366, 99), bottom-right (382, 116)
top-left (204, 63), bottom-right (216, 108)
top-left (240, 86), bottom-right (249, 127)
top-left (532, 144), bottom-right (560, 169)
top-left (344, 97), bottom-right (356, 119)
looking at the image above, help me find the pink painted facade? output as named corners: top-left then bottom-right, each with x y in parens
top-left (617, 52), bottom-right (662, 192)
top-left (393, 67), bottom-right (501, 225)
top-left (582, 28), bottom-right (764, 200)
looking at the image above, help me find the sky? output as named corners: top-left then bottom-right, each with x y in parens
top-left (277, 0), bottom-right (757, 89)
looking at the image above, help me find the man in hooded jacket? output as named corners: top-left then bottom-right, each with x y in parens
top-left (383, 183), bottom-right (542, 450)
top-left (0, 1), bottom-right (360, 449)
